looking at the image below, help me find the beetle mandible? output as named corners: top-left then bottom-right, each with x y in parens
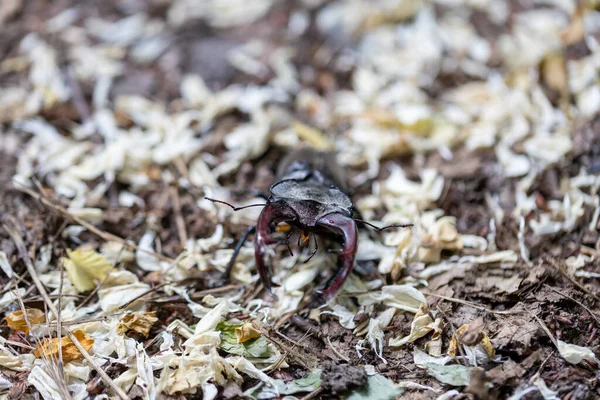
top-left (207, 148), bottom-right (411, 304)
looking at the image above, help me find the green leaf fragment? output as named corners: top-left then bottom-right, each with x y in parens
top-left (345, 374), bottom-right (403, 400)
top-left (282, 369), bottom-right (322, 394)
top-left (216, 322), bottom-right (270, 358)
top-left (423, 363), bottom-right (471, 387)
top-left (245, 369), bottom-right (322, 399)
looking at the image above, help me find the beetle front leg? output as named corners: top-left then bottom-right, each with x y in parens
top-left (255, 203), bottom-right (293, 296)
top-left (219, 226), bottom-right (256, 286)
top-left (315, 213), bottom-right (358, 302)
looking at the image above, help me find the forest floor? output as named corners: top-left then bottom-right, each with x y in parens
top-left (0, 0), bottom-right (599, 399)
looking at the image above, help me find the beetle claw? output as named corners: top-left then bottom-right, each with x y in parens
top-left (255, 203), bottom-right (294, 296)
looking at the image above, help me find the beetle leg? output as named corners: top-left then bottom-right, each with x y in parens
top-left (275, 238), bottom-right (294, 257)
top-left (303, 233), bottom-right (318, 264)
top-left (219, 226), bottom-right (256, 285)
top-left (315, 213), bottom-right (358, 302)
top-left (255, 203), bottom-right (294, 296)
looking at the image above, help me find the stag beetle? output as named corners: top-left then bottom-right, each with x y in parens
top-left (206, 148), bottom-right (411, 304)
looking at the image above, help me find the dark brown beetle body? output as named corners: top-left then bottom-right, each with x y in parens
top-left (210, 148), bottom-right (409, 304)
top-left (256, 149), bottom-right (358, 302)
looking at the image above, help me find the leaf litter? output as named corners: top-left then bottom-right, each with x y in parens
top-left (0, 0), bottom-right (599, 399)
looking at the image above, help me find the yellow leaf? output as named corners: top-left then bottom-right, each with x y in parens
top-left (291, 121), bottom-right (334, 151)
top-left (389, 304), bottom-right (438, 347)
top-left (117, 312), bottom-right (158, 338)
top-left (235, 323), bottom-right (261, 343)
top-left (480, 333), bottom-right (495, 359)
top-left (5, 309), bottom-right (46, 334)
top-left (447, 319), bottom-right (495, 360)
top-left (447, 330), bottom-right (460, 359)
top-left (34, 330), bottom-right (94, 363)
top-left (63, 247), bottom-right (113, 292)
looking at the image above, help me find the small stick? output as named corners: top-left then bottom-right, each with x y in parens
top-left (76, 271), bottom-right (111, 310)
top-left (119, 282), bottom-right (168, 310)
top-left (300, 387), bottom-right (324, 400)
top-left (422, 291), bottom-right (525, 315)
top-left (527, 309), bottom-right (558, 348)
top-left (326, 336), bottom-right (350, 362)
top-left (57, 255), bottom-right (66, 379)
top-left (543, 284), bottom-right (600, 325)
top-left (546, 257), bottom-right (600, 302)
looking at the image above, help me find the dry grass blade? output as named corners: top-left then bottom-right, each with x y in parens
top-left (150, 284), bottom-right (241, 303)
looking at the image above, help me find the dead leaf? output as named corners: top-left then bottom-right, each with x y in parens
top-left (389, 303), bottom-right (438, 347)
top-left (62, 247), bottom-right (113, 292)
top-left (34, 330), bottom-right (94, 363)
top-left (458, 317), bottom-right (485, 346)
top-left (5, 308), bottom-right (46, 334)
top-left (491, 315), bottom-right (539, 353)
top-left (487, 359), bottom-right (526, 385)
top-left (235, 323), bottom-right (261, 343)
top-left (117, 312), bottom-right (158, 338)
top-left (448, 318), bottom-right (495, 359)
top-left (419, 217), bottom-right (463, 263)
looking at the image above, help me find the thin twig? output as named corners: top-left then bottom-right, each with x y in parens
top-left (3, 339), bottom-right (35, 351)
top-left (546, 257), bottom-right (600, 302)
top-left (300, 387), bottom-right (324, 400)
top-left (543, 284), bottom-right (600, 325)
top-left (57, 255), bottom-right (66, 382)
top-left (76, 273), bottom-right (110, 310)
top-left (423, 291), bottom-right (525, 315)
top-left (526, 309), bottom-right (558, 348)
top-left (120, 282), bottom-right (168, 310)
top-left (15, 293), bottom-right (73, 400)
top-left (16, 184), bottom-right (173, 263)
top-left (326, 336), bottom-right (350, 362)
top-left (5, 223), bottom-right (131, 400)
top-left (436, 305), bottom-right (468, 366)
top-left (150, 284), bottom-right (241, 304)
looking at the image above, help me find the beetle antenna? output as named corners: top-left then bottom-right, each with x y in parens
top-left (204, 197), bottom-right (267, 211)
top-left (353, 218), bottom-right (413, 232)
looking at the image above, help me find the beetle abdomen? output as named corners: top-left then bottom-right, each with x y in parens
top-left (276, 148), bottom-right (349, 192)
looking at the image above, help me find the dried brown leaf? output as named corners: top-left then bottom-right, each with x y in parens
top-left (6, 308), bottom-right (46, 334)
top-left (235, 323), bottom-right (261, 343)
top-left (117, 311), bottom-right (158, 338)
top-left (34, 330), bottom-right (94, 363)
